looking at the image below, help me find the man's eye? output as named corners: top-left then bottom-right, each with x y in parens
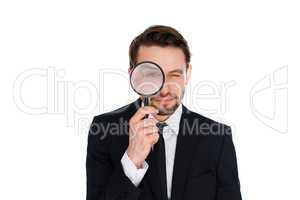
top-left (171, 74), bottom-right (181, 77)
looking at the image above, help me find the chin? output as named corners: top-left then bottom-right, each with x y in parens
top-left (154, 101), bottom-right (179, 115)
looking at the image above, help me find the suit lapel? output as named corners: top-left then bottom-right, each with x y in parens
top-left (170, 105), bottom-right (199, 200)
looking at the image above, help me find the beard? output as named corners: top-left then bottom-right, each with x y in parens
top-left (150, 88), bottom-right (185, 116)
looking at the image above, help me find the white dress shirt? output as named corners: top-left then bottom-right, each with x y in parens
top-left (121, 103), bottom-right (183, 199)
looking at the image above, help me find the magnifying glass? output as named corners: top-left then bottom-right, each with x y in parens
top-left (130, 61), bottom-right (165, 118)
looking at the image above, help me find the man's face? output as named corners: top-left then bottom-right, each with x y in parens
top-left (132, 45), bottom-right (191, 116)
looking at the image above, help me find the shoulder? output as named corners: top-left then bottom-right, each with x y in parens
top-left (93, 104), bottom-right (130, 123)
top-left (92, 99), bottom-right (140, 124)
top-left (182, 106), bottom-right (232, 137)
top-left (88, 100), bottom-right (139, 142)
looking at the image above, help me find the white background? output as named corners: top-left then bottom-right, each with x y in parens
top-left (0, 0), bottom-right (299, 199)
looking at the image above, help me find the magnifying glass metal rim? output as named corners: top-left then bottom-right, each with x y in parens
top-left (129, 61), bottom-right (165, 97)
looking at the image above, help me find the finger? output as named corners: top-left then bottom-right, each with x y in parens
top-left (135, 118), bottom-right (158, 130)
top-left (141, 126), bottom-right (159, 136)
top-left (147, 133), bottom-right (160, 145)
top-left (130, 106), bottom-right (159, 124)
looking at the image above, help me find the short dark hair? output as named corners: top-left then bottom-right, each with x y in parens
top-left (129, 25), bottom-right (191, 69)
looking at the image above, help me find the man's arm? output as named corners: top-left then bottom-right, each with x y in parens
top-left (216, 126), bottom-right (242, 200)
top-left (86, 117), bottom-right (143, 200)
top-left (121, 151), bottom-right (149, 187)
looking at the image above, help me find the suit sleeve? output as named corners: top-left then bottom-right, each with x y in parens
top-left (215, 126), bottom-right (242, 200)
top-left (86, 117), bottom-right (144, 200)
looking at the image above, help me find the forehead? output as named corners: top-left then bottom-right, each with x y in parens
top-left (136, 45), bottom-right (186, 73)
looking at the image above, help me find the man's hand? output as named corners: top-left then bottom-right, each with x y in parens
top-left (127, 106), bottom-right (160, 168)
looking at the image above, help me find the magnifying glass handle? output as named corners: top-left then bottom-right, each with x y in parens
top-left (142, 96), bottom-right (155, 151)
top-left (143, 97), bottom-right (149, 118)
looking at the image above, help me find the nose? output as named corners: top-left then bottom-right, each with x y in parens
top-left (159, 81), bottom-right (170, 96)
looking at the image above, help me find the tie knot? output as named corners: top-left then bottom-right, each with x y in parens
top-left (156, 122), bottom-right (168, 133)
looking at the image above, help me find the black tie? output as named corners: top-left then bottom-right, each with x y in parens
top-left (156, 122), bottom-right (168, 200)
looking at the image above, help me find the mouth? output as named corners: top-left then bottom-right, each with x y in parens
top-left (152, 96), bottom-right (175, 102)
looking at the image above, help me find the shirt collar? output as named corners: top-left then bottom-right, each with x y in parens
top-left (164, 103), bottom-right (182, 135)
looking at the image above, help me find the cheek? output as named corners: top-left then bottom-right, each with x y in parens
top-left (167, 80), bottom-right (185, 94)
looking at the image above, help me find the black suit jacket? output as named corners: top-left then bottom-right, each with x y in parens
top-left (86, 98), bottom-right (242, 200)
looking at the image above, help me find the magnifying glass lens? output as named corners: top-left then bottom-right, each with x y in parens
top-left (130, 62), bottom-right (164, 96)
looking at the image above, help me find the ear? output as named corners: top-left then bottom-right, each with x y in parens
top-left (185, 63), bottom-right (192, 85)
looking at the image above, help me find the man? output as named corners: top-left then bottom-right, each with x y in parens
top-left (86, 25), bottom-right (242, 200)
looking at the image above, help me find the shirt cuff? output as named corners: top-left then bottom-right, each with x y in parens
top-left (121, 151), bottom-right (149, 187)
